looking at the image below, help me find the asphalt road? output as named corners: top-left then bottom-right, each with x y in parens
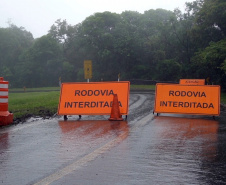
top-left (0, 92), bottom-right (226, 185)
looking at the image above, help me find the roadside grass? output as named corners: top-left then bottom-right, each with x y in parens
top-left (9, 91), bottom-right (60, 120)
top-left (10, 86), bottom-right (60, 92)
top-left (130, 85), bottom-right (156, 90)
top-left (7, 85), bottom-right (226, 122)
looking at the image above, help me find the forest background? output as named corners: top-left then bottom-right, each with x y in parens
top-left (0, 0), bottom-right (226, 90)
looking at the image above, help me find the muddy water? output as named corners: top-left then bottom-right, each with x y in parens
top-left (0, 93), bottom-right (226, 185)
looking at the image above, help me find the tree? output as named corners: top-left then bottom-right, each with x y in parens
top-left (78, 12), bottom-right (123, 80)
top-left (190, 0), bottom-right (226, 48)
top-left (195, 0), bottom-right (226, 37)
top-left (155, 59), bottom-right (182, 81)
top-left (189, 0), bottom-right (226, 88)
top-left (0, 24), bottom-right (33, 86)
top-left (191, 39), bottom-right (226, 88)
top-left (49, 19), bottom-right (88, 82)
top-left (2, 1), bottom-right (224, 87)
top-left (141, 9), bottom-right (178, 79)
top-left (15, 35), bottom-right (63, 87)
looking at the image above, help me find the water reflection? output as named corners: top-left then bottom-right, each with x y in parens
top-left (154, 116), bottom-right (219, 160)
top-left (58, 120), bottom-right (129, 161)
top-left (59, 120), bottom-right (129, 137)
top-left (0, 132), bottom-right (9, 152)
top-left (0, 132), bottom-right (9, 184)
top-left (0, 132), bottom-right (9, 161)
top-left (153, 116), bottom-right (224, 184)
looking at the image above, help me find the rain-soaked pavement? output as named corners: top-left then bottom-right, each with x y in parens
top-left (0, 92), bottom-right (226, 185)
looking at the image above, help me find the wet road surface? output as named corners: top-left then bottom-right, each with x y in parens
top-left (0, 92), bottom-right (226, 185)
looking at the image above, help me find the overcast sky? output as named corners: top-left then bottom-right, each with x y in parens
top-left (0, 0), bottom-right (194, 38)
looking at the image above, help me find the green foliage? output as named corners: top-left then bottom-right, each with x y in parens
top-left (131, 65), bottom-right (149, 79)
top-left (15, 35), bottom-right (63, 87)
top-left (1, 0), bottom-right (226, 88)
top-left (221, 92), bottom-right (226, 104)
top-left (191, 39), bottom-right (226, 88)
top-left (155, 59), bottom-right (182, 81)
top-left (61, 61), bottom-right (75, 82)
top-left (0, 24), bottom-right (33, 85)
top-left (195, 0), bottom-right (226, 36)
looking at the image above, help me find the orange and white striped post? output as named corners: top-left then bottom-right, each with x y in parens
top-left (0, 77), bottom-right (13, 126)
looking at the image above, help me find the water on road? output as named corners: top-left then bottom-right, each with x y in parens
top-left (0, 92), bottom-right (226, 185)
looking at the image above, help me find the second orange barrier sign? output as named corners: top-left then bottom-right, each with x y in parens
top-left (180, 79), bottom-right (205, 85)
top-left (58, 81), bottom-right (130, 115)
top-left (154, 83), bottom-right (220, 116)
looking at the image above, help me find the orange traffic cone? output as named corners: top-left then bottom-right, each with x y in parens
top-left (109, 94), bottom-right (123, 121)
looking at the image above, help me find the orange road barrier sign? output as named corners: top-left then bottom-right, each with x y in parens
top-left (58, 81), bottom-right (130, 116)
top-left (0, 77), bottom-right (13, 126)
top-left (180, 79), bottom-right (205, 85)
top-left (154, 83), bottom-right (220, 116)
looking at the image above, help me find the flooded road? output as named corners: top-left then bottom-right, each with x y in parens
top-left (0, 92), bottom-right (226, 185)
